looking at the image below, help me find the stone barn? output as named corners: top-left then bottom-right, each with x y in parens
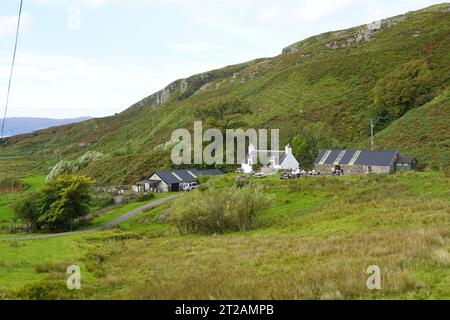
top-left (313, 150), bottom-right (416, 175)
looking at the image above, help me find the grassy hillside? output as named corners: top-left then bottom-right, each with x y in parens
top-left (0, 4), bottom-right (449, 184)
top-left (0, 172), bottom-right (448, 299)
top-left (373, 89), bottom-right (450, 169)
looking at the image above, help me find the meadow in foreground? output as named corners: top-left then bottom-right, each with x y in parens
top-left (0, 171), bottom-right (449, 299)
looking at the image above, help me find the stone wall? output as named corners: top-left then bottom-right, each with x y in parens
top-left (314, 164), bottom-right (393, 175)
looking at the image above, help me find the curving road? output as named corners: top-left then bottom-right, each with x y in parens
top-left (0, 195), bottom-right (178, 242)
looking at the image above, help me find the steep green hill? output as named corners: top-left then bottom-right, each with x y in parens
top-left (1, 3), bottom-right (449, 184)
top-left (373, 89), bottom-right (450, 169)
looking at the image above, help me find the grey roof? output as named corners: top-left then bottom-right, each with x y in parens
top-left (153, 168), bottom-right (224, 185)
top-left (314, 149), bottom-right (399, 166)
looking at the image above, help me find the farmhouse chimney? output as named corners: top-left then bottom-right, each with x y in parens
top-left (285, 144), bottom-right (292, 154)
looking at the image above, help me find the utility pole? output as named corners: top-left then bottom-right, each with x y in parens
top-left (152, 117), bottom-right (155, 138)
top-left (370, 119), bottom-right (375, 151)
top-left (11, 178), bottom-right (14, 205)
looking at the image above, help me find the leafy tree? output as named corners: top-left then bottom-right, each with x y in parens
top-left (373, 59), bottom-right (433, 120)
top-left (13, 192), bottom-right (42, 232)
top-left (291, 122), bottom-right (339, 168)
top-left (292, 135), bottom-right (314, 167)
top-left (38, 175), bottom-right (94, 232)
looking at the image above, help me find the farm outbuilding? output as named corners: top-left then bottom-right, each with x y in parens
top-left (313, 150), bottom-right (416, 175)
top-left (395, 156), bottom-right (418, 172)
top-left (133, 168), bottom-right (224, 193)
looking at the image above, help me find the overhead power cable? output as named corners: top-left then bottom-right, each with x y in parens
top-left (1, 0), bottom-right (24, 139)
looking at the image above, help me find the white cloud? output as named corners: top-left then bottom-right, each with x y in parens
top-left (1, 0), bottom-right (444, 119)
top-left (0, 53), bottom-right (221, 118)
top-left (0, 13), bottom-right (30, 38)
top-left (291, 0), bottom-right (358, 23)
top-left (29, 0), bottom-right (107, 8)
top-left (166, 42), bottom-right (224, 55)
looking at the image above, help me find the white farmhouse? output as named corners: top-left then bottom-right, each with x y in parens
top-left (241, 144), bottom-right (300, 173)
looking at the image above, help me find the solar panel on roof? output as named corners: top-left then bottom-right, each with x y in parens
top-left (316, 150), bottom-right (330, 164)
top-left (323, 150), bottom-right (341, 164)
top-left (333, 150), bottom-right (346, 164)
top-left (339, 150), bottom-right (355, 164)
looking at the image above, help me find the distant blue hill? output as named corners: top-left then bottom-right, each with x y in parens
top-left (2, 117), bottom-right (92, 137)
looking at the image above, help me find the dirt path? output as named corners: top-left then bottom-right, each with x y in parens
top-left (0, 195), bottom-right (178, 242)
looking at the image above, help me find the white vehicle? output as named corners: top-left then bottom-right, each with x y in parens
top-left (253, 172), bottom-right (266, 178)
top-left (182, 182), bottom-right (198, 191)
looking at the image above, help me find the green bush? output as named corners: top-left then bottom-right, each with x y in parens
top-left (13, 191), bottom-right (42, 232)
top-left (39, 175), bottom-right (94, 232)
top-left (14, 175), bottom-right (95, 233)
top-left (137, 193), bottom-right (155, 202)
top-left (196, 175), bottom-right (211, 185)
top-left (14, 280), bottom-right (77, 300)
top-left (168, 186), bottom-right (273, 234)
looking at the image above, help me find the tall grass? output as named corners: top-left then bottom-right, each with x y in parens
top-left (169, 186), bottom-right (274, 234)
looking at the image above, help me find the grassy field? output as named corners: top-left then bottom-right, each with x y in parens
top-left (0, 176), bottom-right (46, 226)
top-left (0, 171), bottom-right (448, 299)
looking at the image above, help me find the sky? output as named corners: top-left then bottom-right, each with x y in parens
top-left (0, 0), bottom-right (444, 118)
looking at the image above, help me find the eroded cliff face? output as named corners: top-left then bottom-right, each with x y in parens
top-left (132, 80), bottom-right (179, 110)
top-left (282, 14), bottom-right (407, 54)
top-left (130, 64), bottom-right (251, 110)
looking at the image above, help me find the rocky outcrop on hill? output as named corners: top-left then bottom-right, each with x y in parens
top-left (282, 14), bottom-right (407, 54)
